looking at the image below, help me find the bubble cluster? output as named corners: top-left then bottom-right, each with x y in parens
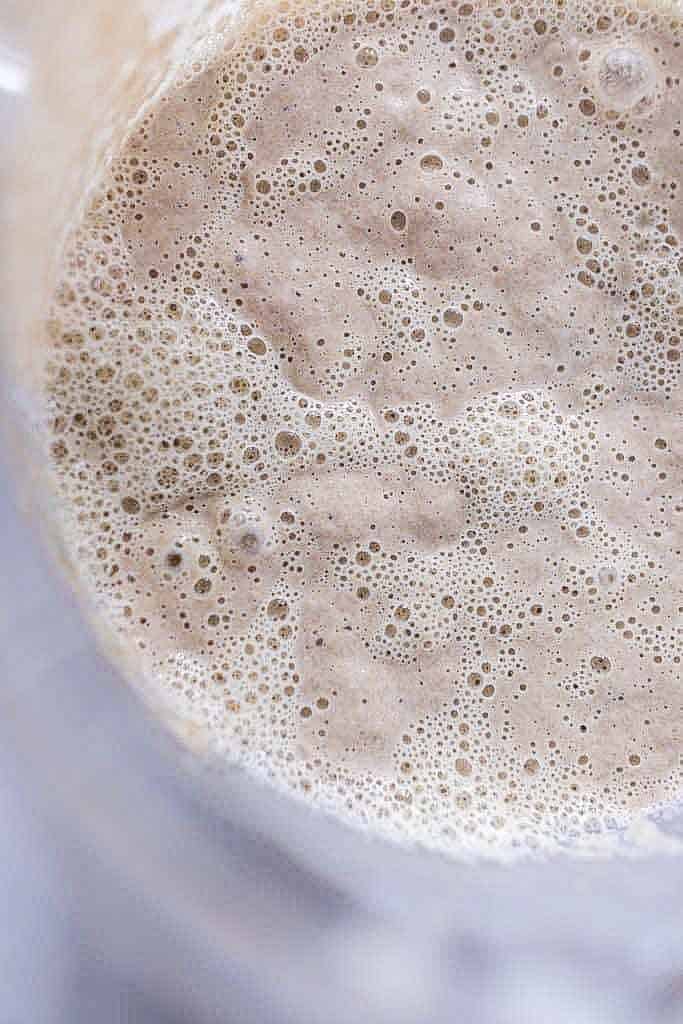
top-left (44, 0), bottom-right (682, 857)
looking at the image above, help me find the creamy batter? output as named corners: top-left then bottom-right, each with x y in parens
top-left (45, 0), bottom-right (682, 856)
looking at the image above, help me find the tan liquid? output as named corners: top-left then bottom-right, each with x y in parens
top-left (45, 0), bottom-right (683, 856)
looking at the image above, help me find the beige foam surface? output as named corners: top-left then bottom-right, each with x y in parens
top-left (43, 0), bottom-right (682, 856)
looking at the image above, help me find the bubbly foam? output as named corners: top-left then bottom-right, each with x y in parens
top-left (44, 0), bottom-right (683, 857)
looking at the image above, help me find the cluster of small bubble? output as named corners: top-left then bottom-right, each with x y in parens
top-left (44, 0), bottom-right (682, 857)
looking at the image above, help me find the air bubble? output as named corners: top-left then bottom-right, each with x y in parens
top-left (420, 153), bottom-right (443, 171)
top-left (597, 47), bottom-right (654, 110)
top-left (390, 210), bottom-right (406, 231)
top-left (274, 430), bottom-right (302, 457)
top-left (356, 46), bottom-right (378, 67)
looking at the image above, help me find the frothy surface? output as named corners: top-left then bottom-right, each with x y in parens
top-left (45, 0), bottom-right (683, 856)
